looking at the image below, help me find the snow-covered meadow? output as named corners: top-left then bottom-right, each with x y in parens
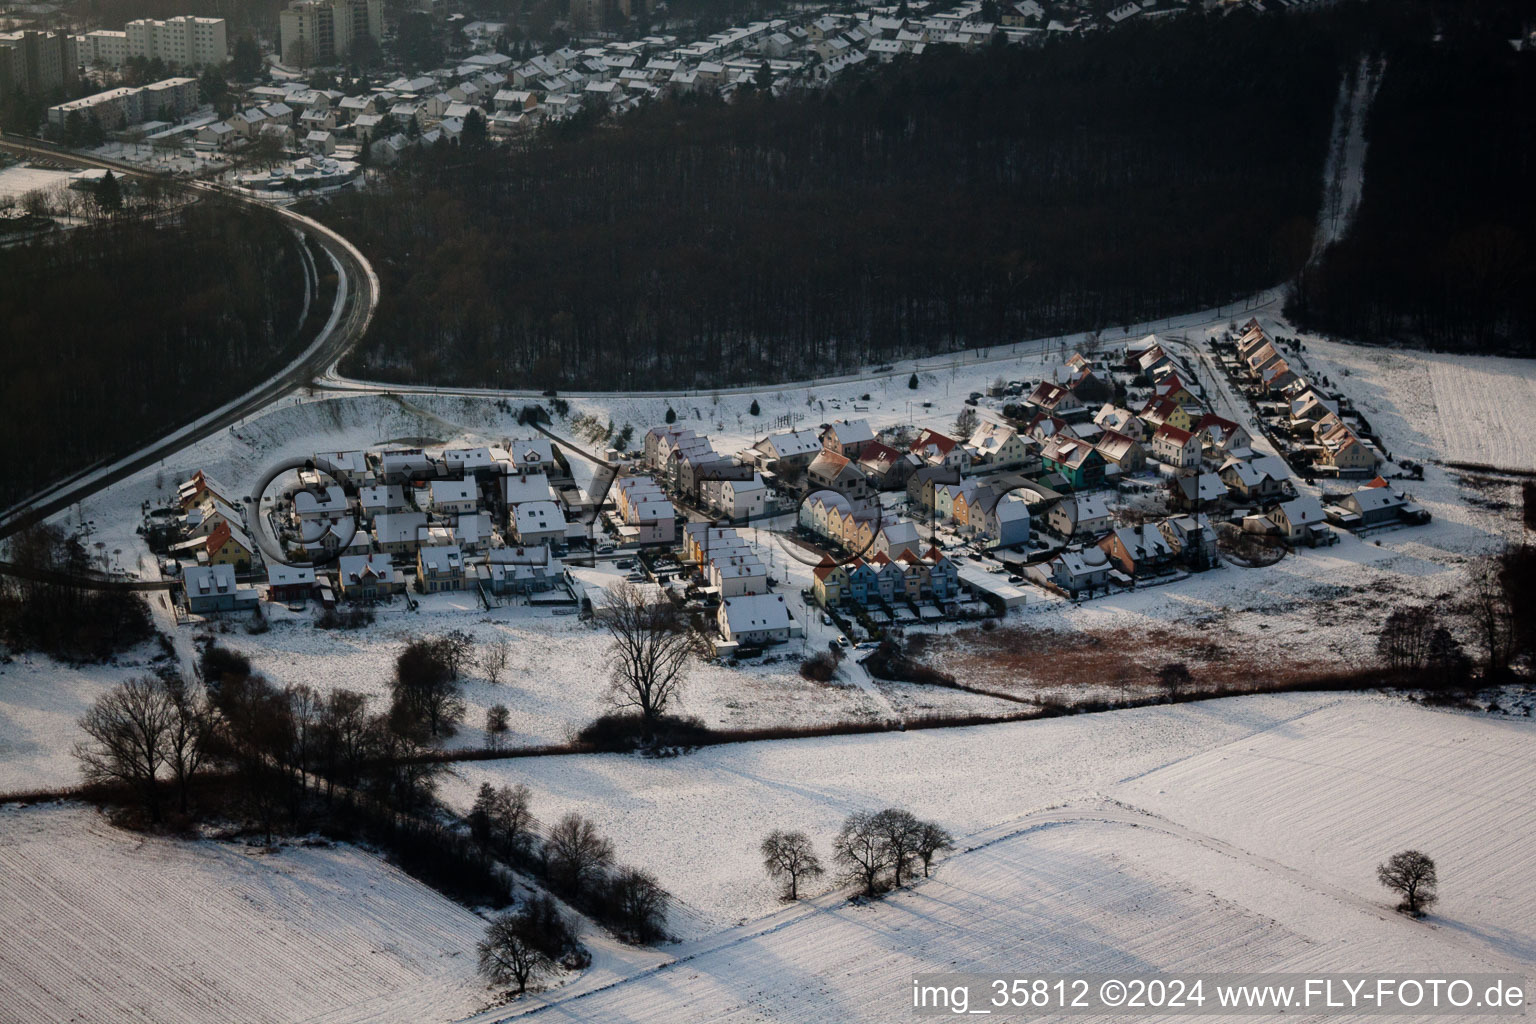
top-left (440, 692), bottom-right (1359, 935)
top-left (0, 803), bottom-right (491, 1024)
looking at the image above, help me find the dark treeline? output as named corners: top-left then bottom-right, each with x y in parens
top-left (0, 524), bottom-right (154, 661)
top-left (0, 201), bottom-right (309, 510)
top-left (325, 9), bottom-right (1355, 390)
top-left (1289, 0), bottom-right (1536, 354)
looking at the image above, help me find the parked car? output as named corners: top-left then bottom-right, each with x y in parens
top-left (821, 613), bottom-right (833, 625)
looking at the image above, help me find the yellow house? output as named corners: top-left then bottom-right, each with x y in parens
top-left (813, 562), bottom-right (849, 606)
top-left (204, 522), bottom-right (253, 570)
top-left (1324, 434), bottom-right (1379, 474)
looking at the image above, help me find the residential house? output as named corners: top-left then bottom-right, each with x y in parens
top-left (1094, 404), bottom-right (1145, 440)
top-left (1100, 524), bottom-right (1176, 576)
top-left (906, 464), bottom-right (960, 510)
top-left (1171, 472), bottom-right (1225, 512)
top-left (1319, 432), bottom-right (1379, 476)
top-left (812, 561), bottom-right (849, 607)
top-left (177, 470), bottom-right (235, 511)
top-left (1095, 430), bottom-right (1146, 474)
top-left (417, 544), bottom-right (466, 593)
top-left (1026, 381), bottom-right (1084, 418)
top-left (820, 419), bottom-right (876, 458)
top-left (336, 555), bottom-right (405, 604)
top-left (1150, 424), bottom-right (1202, 469)
top-left (1026, 547), bottom-right (1113, 597)
top-left (973, 491), bottom-right (1031, 548)
top-left (1219, 455), bottom-right (1290, 503)
top-left (513, 501), bottom-right (565, 547)
top-left (1039, 435), bottom-right (1105, 490)
top-left (967, 420), bottom-right (1032, 472)
top-left (182, 564), bottom-right (260, 615)
top-left (871, 520), bottom-right (922, 561)
top-left (1267, 495), bottom-right (1335, 546)
top-left (806, 450), bottom-right (871, 499)
top-left (294, 485), bottom-right (350, 523)
top-left (1326, 484), bottom-right (1429, 530)
top-left (483, 545), bottom-right (563, 595)
top-left (752, 429), bottom-right (822, 472)
top-left (1158, 514), bottom-right (1219, 570)
top-left (717, 593), bottom-right (799, 646)
top-left (1046, 493), bottom-right (1110, 538)
top-left (267, 565), bottom-right (316, 603)
top-left (314, 450), bottom-right (370, 485)
top-left (508, 438), bottom-right (557, 474)
top-left (909, 429), bottom-right (967, 471)
top-left (358, 483), bottom-right (408, 523)
top-left (1193, 414), bottom-right (1251, 458)
top-left (202, 521), bottom-right (253, 570)
top-left (614, 476), bottom-right (677, 546)
top-left (373, 512), bottom-right (428, 555)
top-left (857, 442), bottom-right (915, 491)
top-left (1139, 397), bottom-right (1198, 434)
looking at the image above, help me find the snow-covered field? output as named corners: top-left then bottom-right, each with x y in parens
top-left (477, 791), bottom-right (1523, 1023)
top-left (441, 692), bottom-right (1353, 935)
top-left (0, 803), bottom-right (491, 1024)
top-left (440, 693), bottom-right (1536, 1009)
top-left (1302, 339), bottom-right (1536, 473)
top-left (0, 163), bottom-right (74, 201)
top-left (1119, 699), bottom-right (1536, 962)
top-left (0, 647), bottom-right (168, 795)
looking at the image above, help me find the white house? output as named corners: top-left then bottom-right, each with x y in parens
top-left (717, 592), bottom-right (800, 646)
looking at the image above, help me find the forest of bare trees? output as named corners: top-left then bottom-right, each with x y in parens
top-left (321, 9), bottom-right (1352, 390)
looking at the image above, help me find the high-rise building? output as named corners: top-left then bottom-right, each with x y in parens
top-left (123, 16), bottom-right (228, 67)
top-left (0, 30), bottom-right (79, 103)
top-left (78, 30), bottom-right (130, 68)
top-left (278, 0), bottom-right (383, 67)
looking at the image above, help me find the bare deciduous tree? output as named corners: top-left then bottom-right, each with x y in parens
top-left (477, 913), bottom-right (554, 995)
top-left (1377, 605), bottom-right (1438, 673)
top-left (600, 582), bottom-right (706, 723)
top-left (485, 703), bottom-right (511, 749)
top-left (73, 676), bottom-right (175, 821)
top-left (915, 821), bottom-right (955, 878)
top-left (163, 678), bottom-right (214, 813)
top-left (761, 829), bottom-right (825, 900)
top-left (870, 809), bottom-right (922, 888)
top-left (480, 638), bottom-right (511, 684)
top-left (1377, 850), bottom-right (1438, 917)
top-left (545, 812), bottom-right (614, 895)
top-left (608, 866), bottom-right (670, 943)
top-left (833, 810), bottom-right (887, 898)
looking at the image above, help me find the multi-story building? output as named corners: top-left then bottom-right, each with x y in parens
top-left (125, 17), bottom-right (228, 67)
top-left (47, 77), bottom-right (199, 129)
top-left (279, 0), bottom-right (383, 67)
top-left (0, 31), bottom-right (78, 103)
top-left (78, 31), bottom-right (129, 67)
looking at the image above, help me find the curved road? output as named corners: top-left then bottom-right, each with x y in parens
top-left (0, 133), bottom-right (379, 542)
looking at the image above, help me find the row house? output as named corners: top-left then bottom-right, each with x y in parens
top-left (614, 475), bottom-right (677, 546)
